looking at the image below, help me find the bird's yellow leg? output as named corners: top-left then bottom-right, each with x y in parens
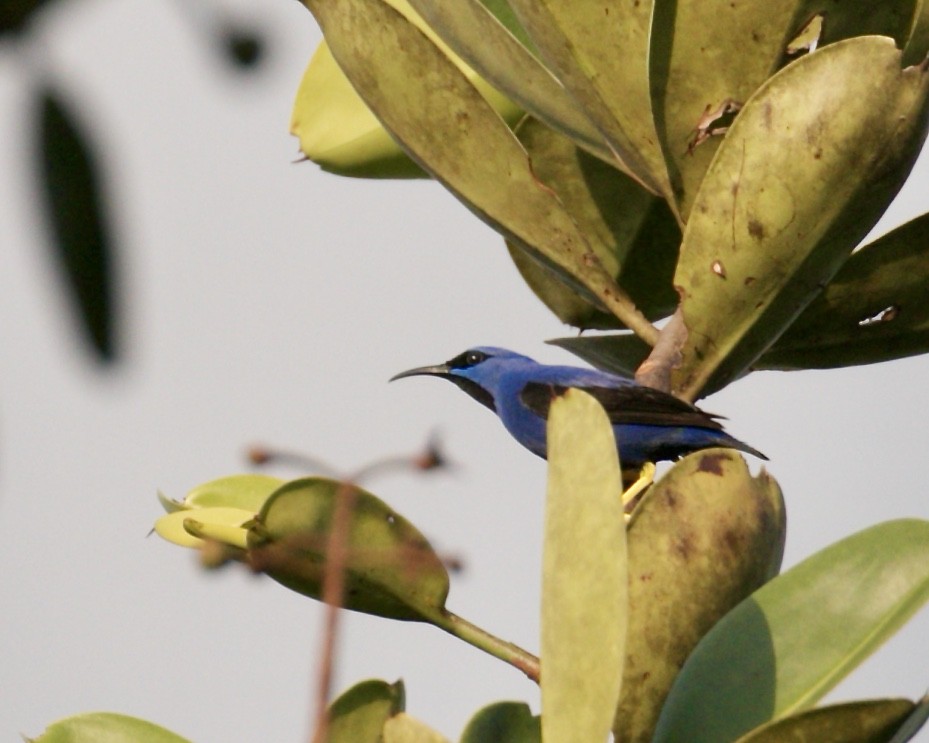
top-left (621, 462), bottom-right (656, 520)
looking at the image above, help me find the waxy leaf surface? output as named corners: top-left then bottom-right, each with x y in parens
top-left (654, 519), bottom-right (929, 743)
top-left (541, 389), bottom-right (627, 743)
top-left (247, 477), bottom-right (449, 622)
top-left (615, 450), bottom-right (785, 743)
top-left (672, 37), bottom-right (929, 400)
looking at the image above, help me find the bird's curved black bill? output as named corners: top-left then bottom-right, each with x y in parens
top-left (389, 364), bottom-right (452, 382)
top-left (389, 363), bottom-right (496, 412)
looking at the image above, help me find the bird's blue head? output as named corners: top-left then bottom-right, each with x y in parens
top-left (390, 347), bottom-right (536, 411)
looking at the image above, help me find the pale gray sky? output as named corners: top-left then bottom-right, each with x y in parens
top-left (1, 2), bottom-right (928, 741)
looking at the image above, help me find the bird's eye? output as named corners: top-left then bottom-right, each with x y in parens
top-left (448, 349), bottom-right (490, 369)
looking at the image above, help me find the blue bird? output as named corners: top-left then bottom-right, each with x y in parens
top-left (390, 347), bottom-right (765, 469)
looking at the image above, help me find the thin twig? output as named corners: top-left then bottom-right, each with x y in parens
top-left (305, 438), bottom-right (450, 743)
top-left (309, 479), bottom-right (358, 743)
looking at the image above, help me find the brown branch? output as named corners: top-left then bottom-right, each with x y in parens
top-left (634, 307), bottom-right (687, 394)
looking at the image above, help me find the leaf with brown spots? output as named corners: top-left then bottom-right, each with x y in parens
top-left (673, 37), bottom-right (929, 400)
top-left (613, 450), bottom-right (786, 743)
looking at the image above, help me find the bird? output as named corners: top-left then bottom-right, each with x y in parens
top-left (390, 347), bottom-right (765, 470)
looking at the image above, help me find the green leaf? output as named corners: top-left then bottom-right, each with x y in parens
top-left (759, 212), bottom-right (929, 370)
top-left (299, 0), bottom-right (656, 337)
top-left (734, 699), bottom-right (916, 743)
top-left (547, 334), bottom-right (653, 379)
top-left (650, 0), bottom-right (920, 217)
top-left (247, 477), bottom-right (449, 622)
top-left (889, 693), bottom-right (929, 743)
top-left (541, 389), bottom-right (627, 743)
top-left (383, 713), bottom-right (451, 743)
top-left (508, 117), bottom-right (679, 329)
top-left (327, 679), bottom-right (405, 743)
top-left (506, 0), bottom-right (670, 199)
top-left (30, 712), bottom-right (191, 743)
top-left (653, 519), bottom-right (929, 743)
top-left (671, 37), bottom-right (929, 400)
top-left (36, 85), bottom-right (118, 362)
top-left (615, 450), bottom-right (786, 743)
top-left (404, 0), bottom-right (613, 164)
top-left (291, 0), bottom-right (522, 179)
top-left (459, 702), bottom-right (540, 743)
top-left (905, 0), bottom-right (929, 64)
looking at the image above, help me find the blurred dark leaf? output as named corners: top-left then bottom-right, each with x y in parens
top-left (222, 26), bottom-right (264, 69)
top-left (36, 85), bottom-right (117, 362)
top-left (0, 0), bottom-right (55, 36)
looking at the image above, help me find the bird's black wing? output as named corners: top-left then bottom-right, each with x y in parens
top-left (520, 382), bottom-right (725, 430)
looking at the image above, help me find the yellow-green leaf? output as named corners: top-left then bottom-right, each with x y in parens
top-left (615, 450), bottom-right (786, 743)
top-left (154, 506), bottom-right (255, 549)
top-left (383, 713), bottom-right (450, 743)
top-left (541, 389), bottom-right (626, 743)
top-left (405, 0), bottom-right (612, 164)
top-left (672, 37), bottom-right (929, 400)
top-left (31, 712), bottom-right (191, 743)
top-left (291, 0), bottom-right (521, 179)
top-left (247, 477), bottom-right (449, 622)
top-left (158, 474), bottom-right (283, 513)
top-left (506, 0), bottom-right (669, 199)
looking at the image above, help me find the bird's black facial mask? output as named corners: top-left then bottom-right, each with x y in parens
top-left (445, 350), bottom-right (496, 412)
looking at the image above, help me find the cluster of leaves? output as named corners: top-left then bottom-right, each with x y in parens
top-left (290, 0), bottom-right (929, 740)
top-left (70, 392), bottom-right (929, 742)
top-left (293, 0), bottom-right (929, 400)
